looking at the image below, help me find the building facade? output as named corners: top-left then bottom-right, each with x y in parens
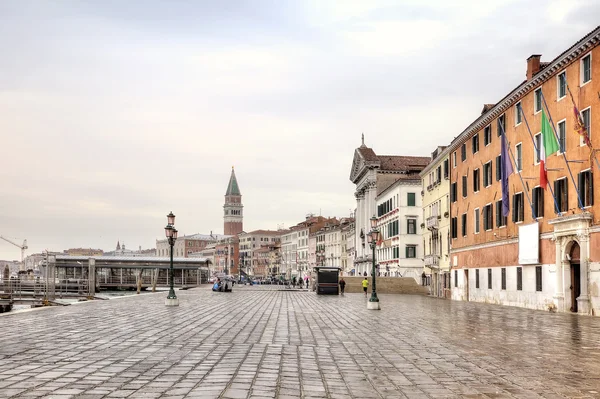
top-left (375, 176), bottom-right (424, 281)
top-left (350, 136), bottom-right (429, 276)
top-left (420, 146), bottom-right (452, 297)
top-left (156, 232), bottom-right (226, 258)
top-left (450, 27), bottom-right (600, 315)
top-left (238, 230), bottom-right (281, 276)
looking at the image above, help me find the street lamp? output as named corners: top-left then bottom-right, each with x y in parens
top-left (367, 215), bottom-right (380, 310)
top-left (164, 211), bottom-right (179, 307)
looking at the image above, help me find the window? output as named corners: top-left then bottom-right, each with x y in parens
top-left (461, 143), bottom-right (466, 161)
top-left (534, 88), bottom-right (542, 113)
top-left (558, 120), bottom-right (566, 153)
top-left (581, 53), bottom-right (591, 85)
top-left (535, 266), bottom-right (542, 292)
top-left (555, 178), bottom-right (568, 213)
top-left (407, 219), bottom-right (416, 234)
top-left (512, 192), bottom-right (524, 223)
top-left (557, 71), bottom-right (566, 99)
top-left (474, 208), bottom-right (480, 234)
top-left (515, 102), bottom-right (522, 126)
top-left (579, 170), bottom-right (594, 207)
top-left (473, 169), bottom-right (480, 192)
top-left (475, 269), bottom-right (480, 289)
top-left (461, 213), bottom-right (467, 237)
top-left (488, 268), bottom-right (492, 289)
top-left (483, 162), bottom-right (492, 187)
top-left (405, 245), bottom-right (416, 258)
top-left (452, 152), bottom-right (457, 168)
top-left (462, 175), bottom-right (467, 197)
top-left (517, 267), bottom-right (522, 290)
top-left (483, 204), bottom-right (493, 230)
top-left (443, 159), bottom-right (449, 179)
top-left (454, 270), bottom-right (458, 287)
top-left (450, 182), bottom-right (457, 203)
top-left (501, 268), bottom-right (506, 290)
top-left (407, 192), bottom-right (416, 207)
top-left (472, 134), bottom-right (479, 154)
top-left (532, 186), bottom-right (545, 218)
top-left (532, 133), bottom-right (541, 164)
top-left (451, 217), bottom-right (458, 239)
top-left (581, 107), bottom-right (591, 145)
top-left (497, 114), bottom-right (506, 137)
top-left (515, 143), bottom-right (522, 171)
top-left (484, 125), bottom-right (492, 146)
top-left (495, 155), bottom-right (501, 181)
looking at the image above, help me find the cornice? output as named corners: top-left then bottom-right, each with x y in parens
top-left (446, 27), bottom-right (600, 154)
top-left (420, 153), bottom-right (449, 176)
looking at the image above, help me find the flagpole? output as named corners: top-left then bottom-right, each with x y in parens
top-left (520, 107), bottom-right (561, 215)
top-left (540, 91), bottom-right (585, 210)
top-left (499, 122), bottom-right (537, 219)
top-left (566, 83), bottom-right (600, 171)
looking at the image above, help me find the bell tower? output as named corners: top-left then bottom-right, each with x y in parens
top-left (224, 167), bottom-right (243, 235)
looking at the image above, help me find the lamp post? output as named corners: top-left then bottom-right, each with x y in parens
top-left (164, 211), bottom-right (179, 306)
top-left (367, 215), bottom-right (380, 310)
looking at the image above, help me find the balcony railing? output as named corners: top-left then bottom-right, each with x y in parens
top-left (424, 254), bottom-right (440, 267)
top-left (426, 216), bottom-right (439, 230)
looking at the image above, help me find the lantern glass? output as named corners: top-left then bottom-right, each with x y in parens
top-left (370, 230), bottom-right (379, 242)
top-left (167, 211), bottom-right (175, 225)
top-left (172, 228), bottom-right (178, 239)
top-left (165, 225), bottom-right (173, 238)
top-left (367, 234), bottom-right (373, 244)
top-left (370, 216), bottom-right (377, 229)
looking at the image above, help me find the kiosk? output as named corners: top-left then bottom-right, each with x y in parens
top-left (313, 267), bottom-right (340, 295)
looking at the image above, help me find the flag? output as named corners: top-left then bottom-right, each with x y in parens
top-left (376, 231), bottom-right (383, 246)
top-left (574, 105), bottom-right (591, 148)
top-left (500, 130), bottom-right (513, 217)
top-left (540, 110), bottom-right (559, 189)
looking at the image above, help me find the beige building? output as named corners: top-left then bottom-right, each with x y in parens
top-left (419, 146), bottom-right (451, 297)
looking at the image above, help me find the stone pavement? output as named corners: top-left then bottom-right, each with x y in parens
top-left (1, 287), bottom-right (600, 399)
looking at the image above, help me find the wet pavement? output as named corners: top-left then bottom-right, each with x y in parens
top-left (1, 286), bottom-right (600, 398)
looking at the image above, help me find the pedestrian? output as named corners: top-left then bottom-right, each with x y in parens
top-left (362, 277), bottom-right (368, 297)
top-left (363, 271), bottom-right (367, 277)
top-left (339, 278), bottom-right (346, 295)
top-left (305, 278), bottom-right (309, 289)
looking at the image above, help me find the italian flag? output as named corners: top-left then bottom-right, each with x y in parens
top-left (540, 109), bottom-right (559, 189)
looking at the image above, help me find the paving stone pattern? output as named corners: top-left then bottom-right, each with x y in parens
top-left (1, 286), bottom-right (600, 398)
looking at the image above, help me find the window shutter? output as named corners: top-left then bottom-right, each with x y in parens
top-left (405, 246), bottom-right (409, 258)
top-left (554, 181), bottom-right (559, 213)
top-left (519, 194), bottom-right (524, 222)
top-left (564, 180), bottom-right (569, 211)
top-left (590, 172), bottom-right (594, 206)
top-left (511, 195), bottom-right (516, 223)
top-left (578, 172), bottom-right (584, 203)
top-left (532, 188), bottom-right (537, 218)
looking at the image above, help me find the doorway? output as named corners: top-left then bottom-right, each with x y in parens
top-left (464, 269), bottom-right (469, 301)
top-left (570, 242), bottom-right (581, 313)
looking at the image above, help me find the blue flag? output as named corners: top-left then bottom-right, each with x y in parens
top-left (500, 131), bottom-right (514, 217)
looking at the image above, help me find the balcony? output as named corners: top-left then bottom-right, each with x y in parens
top-left (426, 215), bottom-right (439, 230)
top-left (424, 254), bottom-right (440, 268)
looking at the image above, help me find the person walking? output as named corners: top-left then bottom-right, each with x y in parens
top-left (362, 277), bottom-right (368, 297)
top-left (339, 278), bottom-right (346, 295)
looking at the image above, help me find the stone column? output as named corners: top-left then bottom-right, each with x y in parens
top-left (577, 233), bottom-right (591, 314)
top-left (87, 258), bottom-right (95, 299)
top-left (553, 238), bottom-right (565, 311)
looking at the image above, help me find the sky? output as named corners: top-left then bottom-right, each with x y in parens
top-left (0, 0), bottom-right (598, 261)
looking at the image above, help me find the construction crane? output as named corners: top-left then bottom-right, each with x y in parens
top-left (0, 236), bottom-right (28, 272)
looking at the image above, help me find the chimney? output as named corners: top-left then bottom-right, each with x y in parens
top-left (526, 54), bottom-right (542, 80)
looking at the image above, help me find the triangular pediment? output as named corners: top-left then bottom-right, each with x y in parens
top-left (349, 149), bottom-right (365, 183)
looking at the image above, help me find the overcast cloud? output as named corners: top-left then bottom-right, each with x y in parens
top-left (0, 0), bottom-right (597, 260)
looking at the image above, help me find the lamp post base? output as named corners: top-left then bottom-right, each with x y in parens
top-left (367, 300), bottom-right (381, 310)
top-left (165, 298), bottom-right (179, 307)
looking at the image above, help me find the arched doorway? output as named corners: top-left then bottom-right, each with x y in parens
top-left (569, 242), bottom-right (581, 313)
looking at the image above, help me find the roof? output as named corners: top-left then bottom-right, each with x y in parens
top-left (225, 167), bottom-right (241, 196)
top-left (55, 255), bottom-right (208, 263)
top-left (378, 155), bottom-right (430, 172)
top-left (240, 229), bottom-right (281, 236)
top-left (357, 147), bottom-right (379, 162)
